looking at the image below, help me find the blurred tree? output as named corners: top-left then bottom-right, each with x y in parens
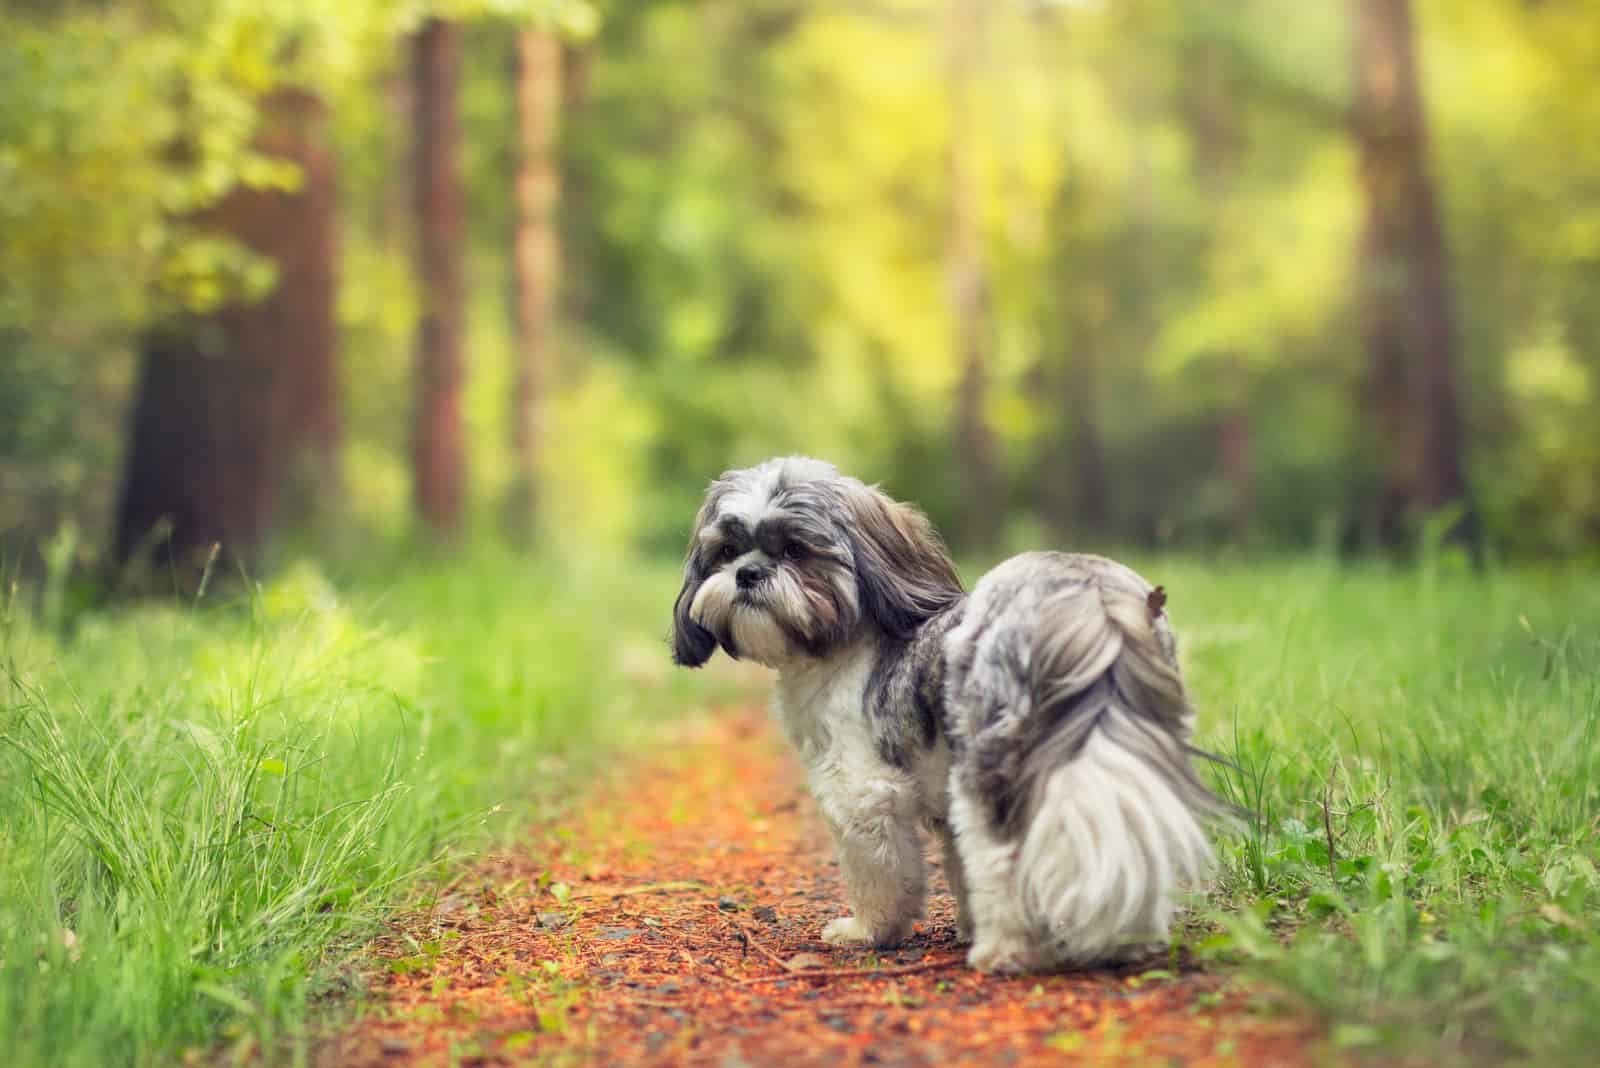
top-left (1042, 169), bottom-right (1112, 538)
top-left (1352, 0), bottom-right (1471, 545)
top-left (114, 87), bottom-right (339, 581)
top-left (411, 17), bottom-right (467, 536)
top-left (1180, 36), bottom-right (1254, 540)
top-left (505, 28), bottom-right (563, 544)
top-left (947, 0), bottom-right (1001, 548)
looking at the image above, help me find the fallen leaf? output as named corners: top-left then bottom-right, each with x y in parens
top-left (786, 952), bottom-right (830, 971)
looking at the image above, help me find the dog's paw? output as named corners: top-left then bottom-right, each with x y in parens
top-left (821, 916), bottom-right (905, 948)
top-left (967, 938), bottom-right (1041, 975)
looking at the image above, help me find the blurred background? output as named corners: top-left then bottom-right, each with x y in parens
top-left (3, 0), bottom-right (1597, 590)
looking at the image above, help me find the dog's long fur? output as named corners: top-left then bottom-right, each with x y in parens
top-left (670, 456), bottom-right (1223, 972)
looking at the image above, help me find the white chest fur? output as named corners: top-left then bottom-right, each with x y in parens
top-left (773, 639), bottom-right (878, 771)
top-left (773, 640), bottom-right (950, 827)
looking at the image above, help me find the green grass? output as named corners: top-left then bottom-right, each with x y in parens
top-left (2, 548), bottom-right (1598, 1065)
top-left (1150, 553), bottom-right (1600, 1064)
top-left (0, 549), bottom-right (742, 1067)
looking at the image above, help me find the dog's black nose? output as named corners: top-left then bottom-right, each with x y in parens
top-left (736, 563), bottom-right (766, 590)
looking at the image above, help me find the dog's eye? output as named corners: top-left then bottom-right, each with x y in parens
top-left (718, 544), bottom-right (740, 563)
top-left (782, 543), bottom-right (807, 561)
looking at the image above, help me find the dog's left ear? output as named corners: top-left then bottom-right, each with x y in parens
top-left (840, 482), bottom-right (964, 641)
top-left (671, 563), bottom-right (717, 667)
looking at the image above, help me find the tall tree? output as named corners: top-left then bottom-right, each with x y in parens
top-left (1352, 0), bottom-right (1470, 544)
top-left (1182, 38), bottom-right (1255, 540)
top-left (1041, 164), bottom-right (1112, 537)
top-left (1058, 283), bottom-right (1111, 534)
top-left (411, 17), bottom-right (466, 536)
top-left (946, 0), bottom-right (1001, 549)
top-left (271, 90), bottom-right (342, 524)
top-left (113, 87), bottom-right (339, 583)
top-left (505, 28), bottom-right (562, 544)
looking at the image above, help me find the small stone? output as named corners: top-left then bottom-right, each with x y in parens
top-left (824, 1017), bottom-right (853, 1034)
top-left (750, 905), bottom-right (778, 924)
top-left (378, 1037), bottom-right (413, 1055)
top-left (595, 927), bottom-right (642, 940)
top-left (536, 912), bottom-right (570, 929)
top-left (434, 894), bottom-right (471, 917)
top-left (717, 896), bottom-right (740, 911)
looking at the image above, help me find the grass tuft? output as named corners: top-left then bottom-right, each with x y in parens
top-left (0, 550), bottom-right (741, 1066)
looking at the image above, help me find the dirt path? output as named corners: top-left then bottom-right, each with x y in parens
top-left (320, 712), bottom-right (1324, 1067)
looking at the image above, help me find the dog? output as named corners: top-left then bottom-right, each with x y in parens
top-left (670, 456), bottom-right (1223, 972)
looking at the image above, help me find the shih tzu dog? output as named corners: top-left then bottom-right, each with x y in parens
top-left (670, 456), bottom-right (1223, 973)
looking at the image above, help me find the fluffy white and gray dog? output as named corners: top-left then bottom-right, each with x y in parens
top-left (670, 456), bottom-right (1224, 973)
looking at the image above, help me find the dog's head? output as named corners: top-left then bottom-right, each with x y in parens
top-left (671, 457), bottom-right (964, 669)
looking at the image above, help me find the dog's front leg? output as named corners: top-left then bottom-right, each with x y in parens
top-left (814, 779), bottom-right (925, 948)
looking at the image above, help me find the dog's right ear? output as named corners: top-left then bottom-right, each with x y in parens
top-left (839, 481), bottom-right (965, 641)
top-left (671, 562), bottom-right (717, 668)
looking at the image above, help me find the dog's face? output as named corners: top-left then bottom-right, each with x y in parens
top-left (672, 457), bottom-right (964, 668)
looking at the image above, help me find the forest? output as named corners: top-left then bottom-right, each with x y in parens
top-left (3, 1), bottom-right (1599, 1066)
top-left (1, 0), bottom-right (1595, 579)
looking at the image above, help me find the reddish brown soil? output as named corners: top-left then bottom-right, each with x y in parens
top-left (320, 712), bottom-right (1329, 1067)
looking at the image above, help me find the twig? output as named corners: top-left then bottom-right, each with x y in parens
top-left (732, 958), bottom-right (961, 985)
top-left (572, 880), bottom-right (710, 900)
top-left (1322, 768), bottom-right (1337, 879)
top-left (628, 996), bottom-right (688, 1010)
top-left (726, 921), bottom-right (797, 973)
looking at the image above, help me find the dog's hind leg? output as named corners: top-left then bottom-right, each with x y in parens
top-left (935, 823), bottom-right (974, 942)
top-left (948, 785), bottom-right (1043, 974)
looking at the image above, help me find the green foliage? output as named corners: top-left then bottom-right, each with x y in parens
top-left (0, 548), bottom-right (741, 1066)
top-left (4, 552), bottom-right (1598, 1064)
top-left (1161, 555), bottom-right (1600, 1062)
top-left (3, 0), bottom-right (1598, 560)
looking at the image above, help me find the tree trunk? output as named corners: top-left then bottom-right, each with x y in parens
top-left (1352, 0), bottom-right (1470, 545)
top-left (267, 90), bottom-right (341, 524)
top-left (1060, 292), bottom-right (1110, 534)
top-left (411, 18), bottom-right (466, 536)
top-left (1181, 39), bottom-right (1256, 542)
top-left (946, 0), bottom-right (1001, 549)
top-left (1219, 400), bottom-right (1255, 539)
top-left (113, 88), bottom-right (339, 586)
top-left (505, 29), bottom-right (562, 544)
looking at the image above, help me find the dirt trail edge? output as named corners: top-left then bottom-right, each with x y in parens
top-left (320, 712), bottom-right (1325, 1067)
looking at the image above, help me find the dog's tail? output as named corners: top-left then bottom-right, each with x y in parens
top-left (1012, 558), bottom-right (1223, 965)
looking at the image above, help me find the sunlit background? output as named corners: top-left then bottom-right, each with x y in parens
top-left (6, 6), bottom-right (1600, 1065)
top-left (2, 0), bottom-right (1597, 582)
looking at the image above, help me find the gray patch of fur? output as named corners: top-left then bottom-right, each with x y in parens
top-left (865, 602), bottom-right (966, 768)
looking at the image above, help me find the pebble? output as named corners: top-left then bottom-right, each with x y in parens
top-left (594, 927), bottom-right (641, 940)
